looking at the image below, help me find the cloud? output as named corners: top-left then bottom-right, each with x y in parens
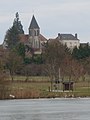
top-left (0, 0), bottom-right (90, 43)
top-left (0, 14), bottom-right (12, 23)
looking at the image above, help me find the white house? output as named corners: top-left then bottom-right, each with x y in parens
top-left (57, 33), bottom-right (80, 49)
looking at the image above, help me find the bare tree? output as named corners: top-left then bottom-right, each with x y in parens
top-left (6, 50), bottom-right (23, 82)
top-left (43, 40), bottom-right (69, 91)
top-left (0, 47), bottom-right (10, 99)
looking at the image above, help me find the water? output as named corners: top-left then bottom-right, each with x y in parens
top-left (0, 98), bottom-right (90, 120)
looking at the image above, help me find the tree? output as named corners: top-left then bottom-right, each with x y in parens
top-left (13, 12), bottom-right (24, 34)
top-left (16, 43), bottom-right (25, 59)
top-left (62, 55), bottom-right (85, 82)
top-left (83, 57), bottom-right (90, 91)
top-left (72, 43), bottom-right (90, 60)
top-left (6, 50), bottom-right (23, 81)
top-left (72, 44), bottom-right (90, 81)
top-left (43, 40), bottom-right (70, 90)
top-left (33, 54), bottom-right (43, 64)
top-left (4, 12), bottom-right (24, 50)
top-left (0, 47), bottom-right (10, 99)
top-left (4, 26), bottom-right (20, 50)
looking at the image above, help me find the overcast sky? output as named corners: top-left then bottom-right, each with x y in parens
top-left (0, 0), bottom-right (90, 44)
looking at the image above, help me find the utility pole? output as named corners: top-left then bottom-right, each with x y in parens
top-left (58, 68), bottom-right (61, 91)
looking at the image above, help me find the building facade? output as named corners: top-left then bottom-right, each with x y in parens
top-left (22, 15), bottom-right (47, 54)
top-left (57, 33), bottom-right (80, 49)
top-left (29, 15), bottom-right (40, 49)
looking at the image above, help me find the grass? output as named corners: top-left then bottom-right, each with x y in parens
top-left (3, 76), bottom-right (90, 99)
top-left (10, 76), bottom-right (50, 82)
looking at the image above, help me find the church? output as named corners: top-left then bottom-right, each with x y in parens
top-left (19, 15), bottom-right (47, 55)
top-left (3, 13), bottom-right (47, 55)
top-left (3, 13), bottom-right (80, 54)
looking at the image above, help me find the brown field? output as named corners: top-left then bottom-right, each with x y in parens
top-left (4, 76), bottom-right (89, 99)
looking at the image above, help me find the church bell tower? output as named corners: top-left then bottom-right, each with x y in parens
top-left (29, 15), bottom-right (40, 49)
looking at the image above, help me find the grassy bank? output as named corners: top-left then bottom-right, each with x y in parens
top-left (1, 76), bottom-right (90, 99)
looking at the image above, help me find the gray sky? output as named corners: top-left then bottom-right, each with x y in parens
top-left (0, 0), bottom-right (90, 44)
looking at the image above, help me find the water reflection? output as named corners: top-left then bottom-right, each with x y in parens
top-left (0, 98), bottom-right (90, 120)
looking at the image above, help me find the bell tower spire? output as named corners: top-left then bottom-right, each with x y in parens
top-left (29, 15), bottom-right (40, 36)
top-left (29, 15), bottom-right (40, 49)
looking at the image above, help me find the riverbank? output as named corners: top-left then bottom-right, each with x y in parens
top-left (9, 90), bottom-right (90, 99)
top-left (0, 76), bottom-right (90, 99)
top-left (1, 82), bottom-right (90, 100)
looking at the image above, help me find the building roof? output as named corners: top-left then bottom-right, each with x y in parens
top-left (19, 34), bottom-right (47, 45)
top-left (29, 15), bottom-right (40, 29)
top-left (57, 33), bottom-right (79, 40)
top-left (39, 34), bottom-right (47, 42)
top-left (80, 43), bottom-right (89, 48)
top-left (19, 34), bottom-right (29, 44)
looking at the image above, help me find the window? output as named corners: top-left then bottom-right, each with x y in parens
top-left (37, 30), bottom-right (39, 35)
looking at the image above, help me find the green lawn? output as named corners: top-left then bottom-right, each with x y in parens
top-left (10, 76), bottom-right (50, 82)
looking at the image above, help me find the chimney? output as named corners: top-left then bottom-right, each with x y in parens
top-left (75, 33), bottom-right (77, 39)
top-left (58, 33), bottom-right (61, 39)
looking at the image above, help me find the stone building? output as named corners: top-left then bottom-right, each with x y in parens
top-left (20, 15), bottom-right (47, 55)
top-left (29, 15), bottom-right (40, 49)
top-left (3, 13), bottom-right (80, 52)
top-left (49, 33), bottom-right (80, 50)
top-left (3, 14), bottom-right (47, 55)
top-left (57, 33), bottom-right (80, 49)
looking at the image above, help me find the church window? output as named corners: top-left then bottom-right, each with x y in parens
top-left (29, 30), bottom-right (32, 36)
top-left (37, 30), bottom-right (39, 35)
top-left (34, 30), bottom-right (37, 36)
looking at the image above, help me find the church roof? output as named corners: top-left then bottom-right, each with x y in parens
top-left (39, 34), bottom-right (47, 42)
top-left (19, 34), bottom-right (47, 44)
top-left (29, 15), bottom-right (40, 29)
top-left (19, 34), bottom-right (29, 44)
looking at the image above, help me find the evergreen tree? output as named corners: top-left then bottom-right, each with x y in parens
top-left (16, 43), bottom-right (25, 59)
top-left (72, 43), bottom-right (90, 60)
top-left (4, 26), bottom-right (20, 49)
top-left (4, 12), bottom-right (24, 50)
top-left (13, 12), bottom-right (24, 34)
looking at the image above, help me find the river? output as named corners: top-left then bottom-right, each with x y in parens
top-left (0, 98), bottom-right (90, 120)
